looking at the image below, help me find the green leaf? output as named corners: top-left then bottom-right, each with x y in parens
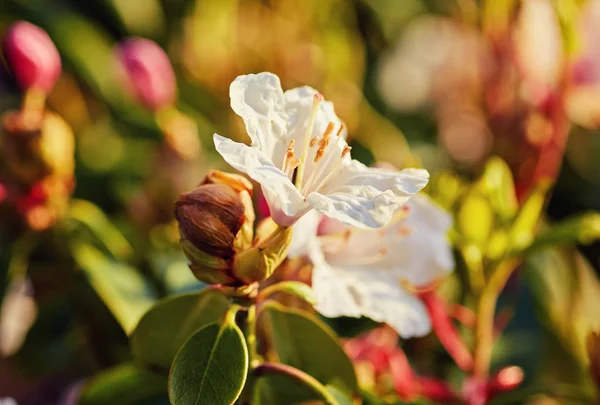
top-left (169, 318), bottom-right (248, 405)
top-left (478, 157), bottom-right (518, 222)
top-left (258, 281), bottom-right (317, 305)
top-left (457, 190), bottom-right (494, 246)
top-left (523, 213), bottom-right (600, 254)
top-left (79, 362), bottom-right (167, 405)
top-left (326, 385), bottom-right (354, 405)
top-left (261, 303), bottom-right (359, 399)
top-left (70, 241), bottom-right (156, 334)
top-left (252, 372), bottom-right (321, 405)
top-left (508, 180), bottom-right (552, 252)
top-left (69, 199), bottom-right (133, 260)
top-left (130, 288), bottom-right (229, 370)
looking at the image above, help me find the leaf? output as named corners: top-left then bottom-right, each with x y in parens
top-left (69, 199), bottom-right (133, 260)
top-left (130, 288), bottom-right (229, 370)
top-left (70, 241), bottom-right (156, 334)
top-left (78, 362), bottom-right (167, 405)
top-left (326, 385), bottom-right (354, 405)
top-left (252, 372), bottom-right (321, 405)
top-left (261, 303), bottom-right (359, 400)
top-left (478, 157), bottom-right (518, 222)
top-left (258, 281), bottom-right (317, 305)
top-left (169, 320), bottom-right (248, 405)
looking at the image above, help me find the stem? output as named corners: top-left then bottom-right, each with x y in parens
top-left (254, 362), bottom-right (339, 405)
top-left (237, 304), bottom-right (259, 404)
top-left (245, 305), bottom-right (259, 368)
top-left (473, 258), bottom-right (519, 377)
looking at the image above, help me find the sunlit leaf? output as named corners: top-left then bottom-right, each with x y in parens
top-left (169, 320), bottom-right (248, 405)
top-left (79, 362), bottom-right (167, 405)
top-left (70, 241), bottom-right (156, 334)
top-left (261, 302), bottom-right (359, 400)
top-left (69, 199), bottom-right (133, 259)
top-left (130, 288), bottom-right (229, 370)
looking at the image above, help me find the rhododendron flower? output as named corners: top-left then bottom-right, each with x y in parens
top-left (291, 194), bottom-right (454, 338)
top-left (214, 72), bottom-right (429, 228)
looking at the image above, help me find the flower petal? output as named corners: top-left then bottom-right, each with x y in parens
top-left (214, 134), bottom-right (306, 226)
top-left (311, 249), bottom-right (432, 338)
top-left (288, 209), bottom-right (322, 258)
top-left (229, 72), bottom-right (288, 161)
top-left (351, 271), bottom-right (431, 338)
top-left (310, 244), bottom-right (364, 319)
top-left (384, 195), bottom-right (454, 285)
top-left (307, 161), bottom-right (429, 229)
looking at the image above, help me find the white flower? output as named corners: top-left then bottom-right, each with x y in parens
top-left (0, 398), bottom-right (18, 405)
top-left (214, 72), bottom-right (429, 228)
top-left (291, 194), bottom-right (454, 338)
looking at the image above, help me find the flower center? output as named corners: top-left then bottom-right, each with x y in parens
top-left (285, 93), bottom-right (351, 197)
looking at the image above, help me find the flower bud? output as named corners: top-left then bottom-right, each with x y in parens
top-left (1, 110), bottom-right (75, 185)
top-left (3, 21), bottom-right (61, 93)
top-left (116, 38), bottom-right (176, 111)
top-left (232, 217), bottom-right (292, 284)
top-left (175, 172), bottom-right (255, 286)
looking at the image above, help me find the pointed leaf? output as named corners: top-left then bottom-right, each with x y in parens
top-left (69, 199), bottom-right (133, 259)
top-left (79, 362), bottom-right (167, 405)
top-left (130, 288), bottom-right (229, 370)
top-left (169, 320), bottom-right (248, 405)
top-left (261, 303), bottom-right (359, 400)
top-left (70, 241), bottom-right (156, 334)
top-left (258, 281), bottom-right (317, 305)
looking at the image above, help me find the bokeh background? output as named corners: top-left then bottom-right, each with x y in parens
top-left (2, 0), bottom-right (600, 404)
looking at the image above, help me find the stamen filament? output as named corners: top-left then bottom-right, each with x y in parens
top-left (295, 94), bottom-right (323, 189)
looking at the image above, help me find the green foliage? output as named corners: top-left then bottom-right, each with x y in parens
top-left (257, 281), bottom-right (318, 305)
top-left (130, 287), bottom-right (229, 370)
top-left (78, 363), bottom-right (167, 405)
top-left (70, 241), bottom-right (157, 334)
top-left (261, 302), bottom-right (359, 400)
top-left (168, 313), bottom-right (248, 405)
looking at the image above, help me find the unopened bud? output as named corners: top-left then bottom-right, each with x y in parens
top-left (3, 21), bottom-right (61, 93)
top-left (175, 172), bottom-right (254, 287)
top-left (232, 217), bottom-right (292, 284)
top-left (116, 38), bottom-right (176, 111)
top-left (1, 110), bottom-right (75, 185)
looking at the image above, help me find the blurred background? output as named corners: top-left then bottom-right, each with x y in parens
top-left (2, 0), bottom-right (600, 403)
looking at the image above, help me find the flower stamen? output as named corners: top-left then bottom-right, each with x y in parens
top-left (295, 93), bottom-right (323, 189)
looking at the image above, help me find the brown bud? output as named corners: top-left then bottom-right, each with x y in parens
top-left (175, 184), bottom-right (246, 258)
top-left (175, 171), bottom-right (256, 288)
top-left (1, 110), bottom-right (75, 185)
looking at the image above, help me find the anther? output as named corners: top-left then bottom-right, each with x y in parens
top-left (336, 123), bottom-right (345, 137)
top-left (310, 137), bottom-right (318, 147)
top-left (341, 145), bottom-right (351, 158)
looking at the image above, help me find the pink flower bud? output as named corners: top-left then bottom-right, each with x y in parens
top-left (117, 38), bottom-right (176, 111)
top-left (3, 21), bottom-right (61, 93)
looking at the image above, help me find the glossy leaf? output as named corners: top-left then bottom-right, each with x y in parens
top-left (261, 303), bottom-right (359, 399)
top-left (252, 372), bottom-right (323, 405)
top-left (258, 281), bottom-right (317, 305)
top-left (79, 362), bottom-right (167, 405)
top-left (509, 180), bottom-right (552, 251)
top-left (457, 190), bottom-right (494, 246)
top-left (479, 157), bottom-right (518, 222)
top-left (130, 288), bottom-right (229, 370)
top-left (169, 320), bottom-right (248, 405)
top-left (70, 241), bottom-right (156, 334)
top-left (69, 199), bottom-right (133, 259)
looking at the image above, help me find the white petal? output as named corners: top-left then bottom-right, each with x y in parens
top-left (229, 72), bottom-right (288, 161)
top-left (352, 271), bottom-right (431, 338)
top-left (288, 209), bottom-right (322, 258)
top-left (307, 161), bottom-right (429, 229)
top-left (387, 195), bottom-right (454, 285)
top-left (214, 134), bottom-right (306, 226)
top-left (310, 244), bottom-right (363, 318)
